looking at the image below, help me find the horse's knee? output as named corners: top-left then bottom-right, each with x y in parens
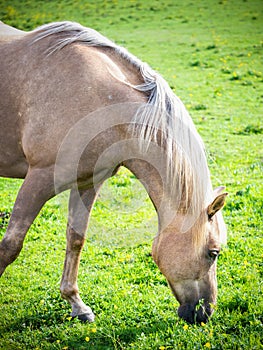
top-left (67, 226), bottom-right (86, 251)
top-left (71, 238), bottom-right (85, 251)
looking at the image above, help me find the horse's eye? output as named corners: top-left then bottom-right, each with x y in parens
top-left (208, 249), bottom-right (220, 260)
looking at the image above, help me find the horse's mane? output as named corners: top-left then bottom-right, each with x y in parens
top-left (32, 21), bottom-right (213, 249)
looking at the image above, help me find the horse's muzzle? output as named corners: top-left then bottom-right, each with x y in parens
top-left (177, 302), bottom-right (214, 324)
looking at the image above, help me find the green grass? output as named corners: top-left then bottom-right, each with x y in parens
top-left (0, 0), bottom-right (262, 349)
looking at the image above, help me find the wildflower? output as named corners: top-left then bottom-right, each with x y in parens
top-left (201, 322), bottom-right (206, 327)
top-left (85, 336), bottom-right (90, 342)
top-left (62, 347), bottom-right (68, 350)
top-left (183, 324), bottom-right (189, 330)
top-left (66, 316), bottom-right (72, 321)
top-left (204, 342), bottom-right (211, 348)
top-left (209, 303), bottom-right (216, 309)
top-left (91, 327), bottom-right (97, 333)
top-left (159, 346), bottom-right (166, 350)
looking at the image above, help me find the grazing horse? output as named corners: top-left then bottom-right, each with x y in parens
top-left (0, 21), bottom-right (227, 324)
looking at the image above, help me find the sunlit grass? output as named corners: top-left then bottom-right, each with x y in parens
top-left (0, 0), bottom-right (262, 349)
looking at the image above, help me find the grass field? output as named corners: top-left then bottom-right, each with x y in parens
top-left (0, 0), bottom-right (262, 349)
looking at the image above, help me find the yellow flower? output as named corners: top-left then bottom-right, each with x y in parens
top-left (91, 327), bottom-right (97, 333)
top-left (159, 346), bottom-right (166, 350)
top-left (204, 342), bottom-right (211, 348)
top-left (85, 336), bottom-right (90, 342)
top-left (201, 322), bottom-right (206, 327)
top-left (183, 324), bottom-right (189, 330)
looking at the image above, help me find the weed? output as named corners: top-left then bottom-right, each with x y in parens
top-left (234, 124), bottom-right (263, 135)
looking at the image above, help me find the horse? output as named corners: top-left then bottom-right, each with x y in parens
top-left (0, 21), bottom-right (228, 324)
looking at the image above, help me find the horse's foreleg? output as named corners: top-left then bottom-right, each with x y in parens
top-left (0, 167), bottom-right (55, 276)
top-left (60, 186), bottom-right (99, 322)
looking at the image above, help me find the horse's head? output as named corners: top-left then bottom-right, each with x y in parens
top-left (152, 187), bottom-right (228, 324)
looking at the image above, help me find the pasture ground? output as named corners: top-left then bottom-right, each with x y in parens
top-left (0, 0), bottom-right (262, 349)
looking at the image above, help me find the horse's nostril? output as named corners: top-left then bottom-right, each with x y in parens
top-left (177, 304), bottom-right (195, 324)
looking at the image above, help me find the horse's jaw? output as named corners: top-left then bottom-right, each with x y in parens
top-left (152, 227), bottom-right (218, 324)
top-left (169, 269), bottom-right (217, 324)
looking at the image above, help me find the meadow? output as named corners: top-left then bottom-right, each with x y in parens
top-left (0, 0), bottom-right (262, 349)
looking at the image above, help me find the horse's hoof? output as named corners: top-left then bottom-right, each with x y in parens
top-left (77, 312), bottom-right (95, 322)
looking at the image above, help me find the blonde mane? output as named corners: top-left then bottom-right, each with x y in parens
top-left (32, 21), bottom-right (213, 248)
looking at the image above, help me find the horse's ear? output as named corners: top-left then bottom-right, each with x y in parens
top-left (207, 193), bottom-right (228, 220)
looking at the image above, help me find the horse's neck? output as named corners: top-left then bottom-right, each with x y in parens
top-left (123, 158), bottom-right (180, 231)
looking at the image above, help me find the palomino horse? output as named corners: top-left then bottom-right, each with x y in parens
top-left (0, 21), bottom-right (227, 324)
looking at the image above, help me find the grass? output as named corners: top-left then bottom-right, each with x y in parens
top-left (0, 0), bottom-right (262, 349)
